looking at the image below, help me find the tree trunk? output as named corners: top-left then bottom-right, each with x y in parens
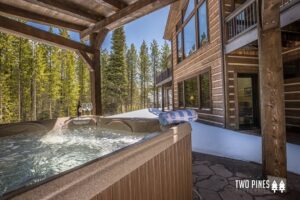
top-left (31, 42), bottom-right (37, 121)
top-left (31, 77), bottom-right (37, 121)
top-left (18, 38), bottom-right (23, 122)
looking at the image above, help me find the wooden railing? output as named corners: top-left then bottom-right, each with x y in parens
top-left (225, 0), bottom-right (257, 42)
top-left (225, 0), bottom-right (297, 42)
top-left (156, 67), bottom-right (172, 85)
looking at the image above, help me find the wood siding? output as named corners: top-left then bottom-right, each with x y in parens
top-left (172, 0), bottom-right (225, 127)
top-left (225, 49), bottom-right (259, 129)
top-left (285, 77), bottom-right (300, 132)
top-left (91, 131), bottom-right (193, 200)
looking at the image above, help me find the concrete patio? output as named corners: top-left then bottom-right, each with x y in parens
top-left (192, 152), bottom-right (300, 200)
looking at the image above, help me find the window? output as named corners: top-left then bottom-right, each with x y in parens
top-left (184, 16), bottom-right (197, 57)
top-left (184, 77), bottom-right (198, 108)
top-left (177, 31), bottom-right (183, 63)
top-left (198, 1), bottom-right (208, 46)
top-left (175, 0), bottom-right (208, 63)
top-left (178, 82), bottom-right (184, 107)
top-left (199, 70), bottom-right (211, 109)
top-left (184, 0), bottom-right (195, 21)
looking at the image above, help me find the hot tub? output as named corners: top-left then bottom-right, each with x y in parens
top-left (0, 117), bottom-right (192, 200)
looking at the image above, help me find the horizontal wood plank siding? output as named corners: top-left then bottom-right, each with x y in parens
top-left (225, 50), bottom-right (259, 129)
top-left (284, 77), bottom-right (300, 131)
top-left (172, 0), bottom-right (225, 127)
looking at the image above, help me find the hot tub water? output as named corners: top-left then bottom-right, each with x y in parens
top-left (0, 126), bottom-right (156, 196)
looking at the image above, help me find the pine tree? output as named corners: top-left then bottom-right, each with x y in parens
top-left (101, 49), bottom-right (111, 114)
top-left (126, 44), bottom-right (138, 111)
top-left (150, 40), bottom-right (160, 107)
top-left (139, 41), bottom-right (150, 108)
top-left (46, 27), bottom-right (62, 119)
top-left (58, 29), bottom-right (79, 117)
top-left (77, 53), bottom-right (90, 104)
top-left (104, 27), bottom-right (127, 114)
top-left (160, 41), bottom-right (171, 71)
top-left (35, 43), bottom-right (48, 119)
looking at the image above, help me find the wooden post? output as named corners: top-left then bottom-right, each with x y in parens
top-left (257, 0), bottom-right (287, 178)
top-left (92, 50), bottom-right (102, 115)
top-left (162, 86), bottom-right (165, 112)
top-left (88, 30), bottom-right (108, 115)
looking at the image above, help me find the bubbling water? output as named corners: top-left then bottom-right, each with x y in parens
top-left (0, 127), bottom-right (154, 196)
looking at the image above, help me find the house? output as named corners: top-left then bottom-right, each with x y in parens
top-left (160, 0), bottom-right (300, 177)
top-left (161, 0), bottom-right (300, 132)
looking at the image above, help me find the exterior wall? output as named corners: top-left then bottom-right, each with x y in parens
top-left (224, 49), bottom-right (259, 129)
top-left (172, 0), bottom-right (225, 127)
top-left (284, 77), bottom-right (300, 132)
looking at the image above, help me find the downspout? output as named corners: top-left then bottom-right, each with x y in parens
top-left (219, 0), bottom-right (227, 128)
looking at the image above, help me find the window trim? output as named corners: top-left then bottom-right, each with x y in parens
top-left (198, 67), bottom-right (212, 112)
top-left (184, 76), bottom-right (199, 109)
top-left (175, 0), bottom-right (209, 63)
top-left (197, 0), bottom-right (210, 48)
top-left (177, 67), bottom-right (212, 112)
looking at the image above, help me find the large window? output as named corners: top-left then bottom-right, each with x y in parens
top-left (199, 70), bottom-right (211, 109)
top-left (178, 82), bottom-right (184, 107)
top-left (198, 1), bottom-right (208, 46)
top-left (177, 31), bottom-right (183, 63)
top-left (184, 0), bottom-right (195, 20)
top-left (177, 68), bottom-right (212, 110)
top-left (184, 77), bottom-right (198, 108)
top-left (176, 0), bottom-right (208, 63)
top-left (184, 16), bottom-right (197, 57)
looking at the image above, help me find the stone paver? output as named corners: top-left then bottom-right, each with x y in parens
top-left (193, 164), bottom-right (214, 176)
top-left (210, 164), bottom-right (232, 178)
top-left (219, 185), bottom-right (252, 200)
top-left (196, 175), bottom-right (228, 191)
top-left (192, 152), bottom-right (300, 200)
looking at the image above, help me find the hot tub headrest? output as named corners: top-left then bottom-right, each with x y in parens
top-left (158, 110), bottom-right (198, 126)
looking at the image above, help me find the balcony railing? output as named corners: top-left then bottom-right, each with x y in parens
top-left (225, 0), bottom-right (257, 42)
top-left (156, 68), bottom-right (172, 85)
top-left (225, 0), bottom-right (296, 42)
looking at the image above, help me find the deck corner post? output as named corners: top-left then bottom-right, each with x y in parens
top-left (258, 0), bottom-right (287, 178)
top-left (89, 31), bottom-right (108, 116)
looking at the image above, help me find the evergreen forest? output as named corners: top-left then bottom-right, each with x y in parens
top-left (0, 26), bottom-right (170, 124)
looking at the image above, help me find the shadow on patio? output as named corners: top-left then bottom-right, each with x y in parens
top-left (192, 152), bottom-right (300, 200)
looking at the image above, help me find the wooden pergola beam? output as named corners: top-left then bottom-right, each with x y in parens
top-left (102, 0), bottom-right (127, 9)
top-left (78, 51), bottom-right (93, 71)
top-left (0, 3), bottom-right (86, 32)
top-left (23, 0), bottom-right (104, 23)
top-left (258, 0), bottom-right (287, 178)
top-left (0, 15), bottom-right (94, 54)
top-left (81, 0), bottom-right (177, 39)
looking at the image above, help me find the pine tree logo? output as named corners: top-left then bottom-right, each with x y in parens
top-left (279, 180), bottom-right (285, 193)
top-left (271, 180), bottom-right (278, 193)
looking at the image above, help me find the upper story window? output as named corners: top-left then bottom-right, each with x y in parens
top-left (198, 1), bottom-right (208, 46)
top-left (177, 31), bottom-right (183, 63)
top-left (184, 0), bottom-right (195, 20)
top-left (184, 16), bottom-right (196, 57)
top-left (176, 0), bottom-right (208, 63)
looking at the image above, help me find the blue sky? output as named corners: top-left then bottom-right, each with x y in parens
top-left (102, 6), bottom-right (170, 51)
top-left (28, 6), bottom-right (170, 52)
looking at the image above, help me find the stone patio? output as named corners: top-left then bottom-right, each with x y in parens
top-left (192, 152), bottom-right (300, 200)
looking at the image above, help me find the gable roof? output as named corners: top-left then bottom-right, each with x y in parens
top-left (163, 0), bottom-right (187, 40)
